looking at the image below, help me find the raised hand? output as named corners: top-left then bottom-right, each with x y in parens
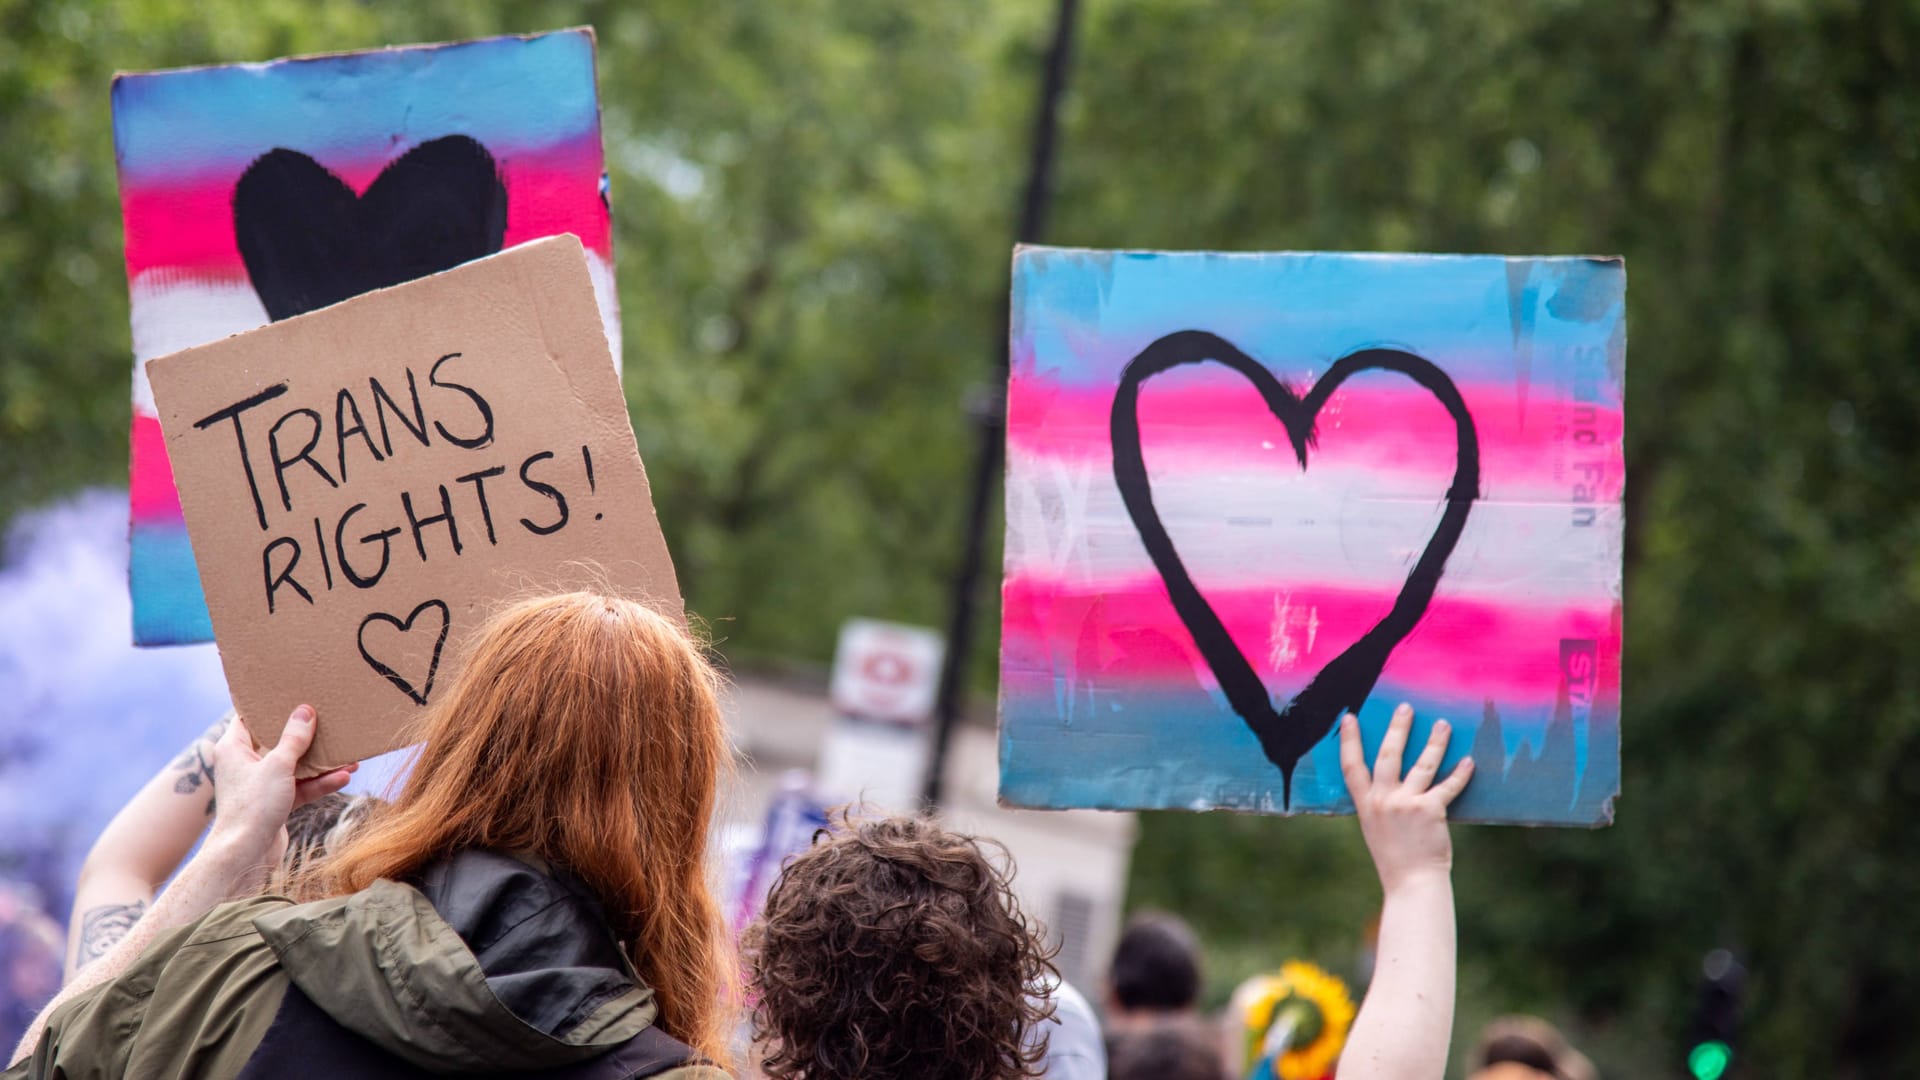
top-left (206, 706), bottom-right (355, 882)
top-left (1335, 702), bottom-right (1475, 1080)
top-left (1339, 703), bottom-right (1474, 892)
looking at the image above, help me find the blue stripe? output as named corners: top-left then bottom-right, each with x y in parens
top-left (997, 679), bottom-right (1616, 825)
top-left (1012, 247), bottom-right (1625, 396)
top-left (130, 524), bottom-right (214, 645)
top-left (114, 30), bottom-right (600, 180)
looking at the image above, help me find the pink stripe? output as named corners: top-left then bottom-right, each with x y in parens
top-left (121, 182), bottom-right (244, 275)
top-left (1008, 375), bottom-right (1623, 500)
top-left (498, 155), bottom-right (610, 253)
top-left (120, 138), bottom-right (612, 277)
top-left (130, 411), bottom-right (185, 524)
top-left (1000, 573), bottom-right (1620, 705)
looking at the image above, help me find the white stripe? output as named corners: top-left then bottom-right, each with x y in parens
top-left (127, 252), bottom-right (624, 413)
top-left (584, 251), bottom-right (624, 367)
top-left (1003, 459), bottom-right (1622, 602)
top-left (128, 276), bottom-right (268, 413)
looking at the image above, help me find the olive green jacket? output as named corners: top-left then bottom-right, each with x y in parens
top-left (9, 850), bottom-right (730, 1079)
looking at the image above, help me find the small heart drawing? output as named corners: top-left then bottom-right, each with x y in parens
top-left (1110, 330), bottom-right (1481, 805)
top-left (232, 134), bottom-right (507, 321)
top-left (357, 599), bottom-right (452, 707)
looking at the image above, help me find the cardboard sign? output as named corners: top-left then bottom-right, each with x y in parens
top-left (998, 247), bottom-right (1624, 826)
top-left (146, 236), bottom-right (677, 769)
top-left (114, 29), bottom-right (620, 645)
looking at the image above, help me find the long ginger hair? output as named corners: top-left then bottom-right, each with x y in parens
top-left (307, 592), bottom-right (734, 1063)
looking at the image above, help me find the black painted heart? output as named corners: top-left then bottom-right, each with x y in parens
top-left (232, 135), bottom-right (507, 321)
top-left (1109, 330), bottom-right (1481, 805)
top-left (357, 599), bottom-right (452, 707)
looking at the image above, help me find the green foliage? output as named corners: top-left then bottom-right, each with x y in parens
top-left (1, 0), bottom-right (1916, 1073)
top-left (0, 0), bottom-right (1035, 670)
top-left (593, 0), bottom-right (1036, 664)
top-left (1087, 2), bottom-right (1920, 1075)
top-left (1127, 809), bottom-right (1375, 1010)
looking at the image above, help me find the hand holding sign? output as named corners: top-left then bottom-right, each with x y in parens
top-left (147, 236), bottom-right (680, 769)
top-left (1339, 705), bottom-right (1474, 892)
top-left (206, 707), bottom-right (356, 887)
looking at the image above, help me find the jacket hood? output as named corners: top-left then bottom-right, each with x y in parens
top-left (252, 849), bottom-right (658, 1073)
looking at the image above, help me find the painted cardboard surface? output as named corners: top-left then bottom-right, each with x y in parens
top-left (114, 28), bottom-right (620, 646)
top-left (998, 246), bottom-right (1624, 826)
top-left (145, 236), bottom-right (678, 770)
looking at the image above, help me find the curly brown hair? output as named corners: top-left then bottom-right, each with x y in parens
top-left (744, 813), bottom-right (1060, 1080)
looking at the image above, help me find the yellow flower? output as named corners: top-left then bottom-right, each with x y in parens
top-left (1234, 961), bottom-right (1357, 1080)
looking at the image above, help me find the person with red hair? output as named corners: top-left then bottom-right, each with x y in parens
top-left (10, 592), bottom-right (736, 1079)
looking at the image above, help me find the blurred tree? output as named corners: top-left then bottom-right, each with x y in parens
top-left (0, 0), bottom-right (1037, 667)
top-left (582, 0), bottom-right (1040, 663)
top-left (1, 0), bottom-right (1916, 1073)
top-left (1072, 2), bottom-right (1920, 1075)
top-left (0, 0), bottom-right (396, 516)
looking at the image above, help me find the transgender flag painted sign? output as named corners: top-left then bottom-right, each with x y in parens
top-left (114, 29), bottom-right (619, 646)
top-left (999, 247), bottom-right (1624, 826)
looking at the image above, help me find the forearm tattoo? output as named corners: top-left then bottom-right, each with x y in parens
top-left (76, 901), bottom-right (148, 969)
top-left (172, 714), bottom-right (230, 815)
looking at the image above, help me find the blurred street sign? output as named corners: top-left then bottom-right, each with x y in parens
top-left (816, 716), bottom-right (932, 814)
top-left (830, 618), bottom-right (946, 725)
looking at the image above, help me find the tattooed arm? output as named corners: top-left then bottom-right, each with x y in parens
top-left (17, 708), bottom-right (353, 1066)
top-left (61, 713), bottom-right (231, 981)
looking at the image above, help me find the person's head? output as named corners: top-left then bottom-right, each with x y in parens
top-left (1469, 1016), bottom-right (1597, 1080)
top-left (745, 813), bottom-right (1058, 1080)
top-left (270, 791), bottom-right (383, 890)
top-left (1106, 1019), bottom-right (1227, 1080)
top-left (309, 591), bottom-right (733, 1062)
top-left (1107, 911), bottom-right (1202, 1021)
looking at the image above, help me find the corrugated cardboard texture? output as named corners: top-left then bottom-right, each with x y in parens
top-left (999, 247), bottom-right (1624, 826)
top-left (146, 235), bottom-right (677, 769)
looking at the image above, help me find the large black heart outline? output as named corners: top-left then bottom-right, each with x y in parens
top-left (357, 599), bottom-right (452, 707)
top-left (233, 135), bottom-right (507, 322)
top-left (1110, 330), bottom-right (1481, 806)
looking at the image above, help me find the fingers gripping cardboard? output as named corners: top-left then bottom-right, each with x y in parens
top-left (146, 236), bottom-right (679, 769)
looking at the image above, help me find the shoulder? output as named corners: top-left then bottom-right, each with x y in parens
top-left (655, 1066), bottom-right (732, 1080)
top-left (1030, 978), bottom-right (1108, 1079)
top-left (21, 897), bottom-right (292, 1078)
top-left (74, 894), bottom-right (288, 1003)
top-left (1047, 977), bottom-right (1099, 1026)
top-left (189, 893), bottom-right (296, 944)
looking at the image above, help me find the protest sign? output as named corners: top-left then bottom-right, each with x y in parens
top-left (114, 29), bottom-right (619, 645)
top-left (145, 236), bottom-right (677, 769)
top-left (999, 247), bottom-right (1624, 825)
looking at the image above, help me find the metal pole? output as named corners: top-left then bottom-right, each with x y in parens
top-left (923, 0), bottom-right (1078, 806)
